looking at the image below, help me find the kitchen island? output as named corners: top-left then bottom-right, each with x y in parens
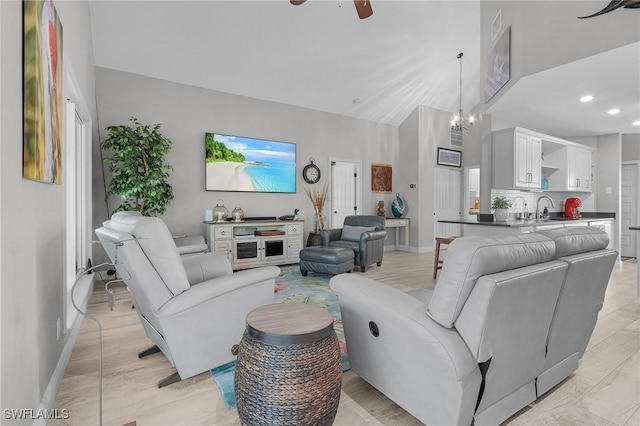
top-left (630, 225), bottom-right (640, 296)
top-left (438, 213), bottom-right (615, 248)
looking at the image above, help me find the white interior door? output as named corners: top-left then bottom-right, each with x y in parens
top-left (434, 167), bottom-right (462, 238)
top-left (331, 160), bottom-right (357, 228)
top-left (621, 163), bottom-right (638, 258)
top-left (464, 166), bottom-right (480, 220)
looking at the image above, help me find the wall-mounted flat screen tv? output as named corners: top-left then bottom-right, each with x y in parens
top-left (205, 132), bottom-right (296, 193)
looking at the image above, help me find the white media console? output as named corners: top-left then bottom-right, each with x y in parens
top-left (203, 220), bottom-right (304, 270)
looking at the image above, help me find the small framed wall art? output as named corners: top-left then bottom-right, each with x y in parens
top-left (485, 26), bottom-right (511, 103)
top-left (371, 163), bottom-right (392, 193)
top-left (437, 147), bottom-right (462, 168)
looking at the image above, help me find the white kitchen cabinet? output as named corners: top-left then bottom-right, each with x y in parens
top-left (567, 146), bottom-right (592, 192)
top-left (493, 127), bottom-right (593, 193)
top-left (546, 145), bottom-right (593, 193)
top-left (492, 128), bottom-right (542, 189)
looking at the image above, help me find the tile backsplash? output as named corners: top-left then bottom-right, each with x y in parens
top-left (490, 189), bottom-right (594, 218)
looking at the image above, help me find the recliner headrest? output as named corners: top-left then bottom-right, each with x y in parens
top-left (536, 226), bottom-right (609, 258)
top-left (427, 233), bottom-right (556, 328)
top-left (106, 211), bottom-right (144, 234)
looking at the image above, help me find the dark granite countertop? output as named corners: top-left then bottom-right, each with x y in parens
top-left (438, 212), bottom-right (616, 228)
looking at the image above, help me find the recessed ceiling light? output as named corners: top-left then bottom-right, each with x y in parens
top-left (607, 108), bottom-right (621, 115)
top-left (580, 95), bottom-right (594, 102)
top-left (633, 120), bottom-right (640, 126)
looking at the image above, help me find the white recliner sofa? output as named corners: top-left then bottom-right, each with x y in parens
top-left (95, 212), bottom-right (280, 387)
top-left (330, 227), bottom-right (616, 426)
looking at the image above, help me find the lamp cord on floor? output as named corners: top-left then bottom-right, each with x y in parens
top-left (70, 261), bottom-right (113, 426)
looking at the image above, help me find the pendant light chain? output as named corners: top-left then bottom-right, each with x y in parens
top-left (451, 52), bottom-right (474, 132)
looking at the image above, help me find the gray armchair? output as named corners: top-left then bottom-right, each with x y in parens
top-left (320, 215), bottom-right (386, 272)
top-left (95, 212), bottom-right (279, 387)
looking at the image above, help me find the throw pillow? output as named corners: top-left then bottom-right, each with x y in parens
top-left (341, 225), bottom-right (375, 241)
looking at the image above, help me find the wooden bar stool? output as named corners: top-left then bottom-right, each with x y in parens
top-left (433, 236), bottom-right (458, 279)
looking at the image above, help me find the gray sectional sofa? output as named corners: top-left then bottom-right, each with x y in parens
top-left (330, 227), bottom-right (617, 426)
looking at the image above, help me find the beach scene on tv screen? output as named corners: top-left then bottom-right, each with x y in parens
top-left (205, 133), bottom-right (296, 192)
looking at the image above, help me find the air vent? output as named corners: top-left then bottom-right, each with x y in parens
top-left (450, 128), bottom-right (463, 148)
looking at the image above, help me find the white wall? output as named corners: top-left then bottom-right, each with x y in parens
top-left (398, 105), bottom-right (454, 251)
top-left (0, 0), bottom-right (96, 419)
top-left (480, 1), bottom-right (640, 109)
top-left (92, 67), bottom-right (400, 262)
top-left (622, 134), bottom-right (640, 161)
top-left (596, 134), bottom-right (622, 253)
top-left (398, 107), bottom-right (419, 248)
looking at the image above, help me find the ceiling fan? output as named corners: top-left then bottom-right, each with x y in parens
top-left (578, 0), bottom-right (640, 18)
top-left (290, 0), bottom-right (373, 20)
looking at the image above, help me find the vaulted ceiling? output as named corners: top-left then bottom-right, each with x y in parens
top-left (89, 1), bottom-right (640, 137)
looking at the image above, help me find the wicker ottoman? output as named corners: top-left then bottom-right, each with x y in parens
top-left (299, 246), bottom-right (354, 276)
top-left (235, 303), bottom-right (342, 426)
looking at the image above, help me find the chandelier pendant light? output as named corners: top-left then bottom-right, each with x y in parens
top-left (451, 52), bottom-right (474, 132)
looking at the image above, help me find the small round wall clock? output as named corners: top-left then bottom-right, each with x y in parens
top-left (302, 158), bottom-right (321, 184)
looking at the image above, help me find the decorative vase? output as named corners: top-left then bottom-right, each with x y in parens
top-left (313, 212), bottom-right (326, 232)
top-left (212, 199), bottom-right (228, 222)
top-left (494, 208), bottom-right (509, 222)
top-left (391, 193), bottom-right (405, 218)
top-left (232, 204), bottom-right (245, 222)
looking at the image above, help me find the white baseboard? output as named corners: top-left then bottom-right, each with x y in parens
top-left (384, 245), bottom-right (434, 253)
top-left (34, 274), bottom-right (95, 426)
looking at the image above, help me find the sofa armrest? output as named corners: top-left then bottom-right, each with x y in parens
top-left (320, 229), bottom-right (343, 245)
top-left (361, 229), bottom-right (387, 242)
top-left (360, 230), bottom-right (387, 254)
top-left (330, 273), bottom-right (477, 381)
top-left (159, 266), bottom-right (280, 316)
top-left (181, 252), bottom-right (232, 285)
top-left (330, 273), bottom-right (481, 426)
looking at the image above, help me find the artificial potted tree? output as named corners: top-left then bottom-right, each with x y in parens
top-left (491, 196), bottom-right (512, 222)
top-left (101, 117), bottom-right (174, 216)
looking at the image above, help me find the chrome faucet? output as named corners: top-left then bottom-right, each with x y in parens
top-left (536, 195), bottom-right (555, 219)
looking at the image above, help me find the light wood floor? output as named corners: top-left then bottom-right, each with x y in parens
top-left (51, 251), bottom-right (639, 426)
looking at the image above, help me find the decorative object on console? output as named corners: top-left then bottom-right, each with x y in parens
top-left (377, 201), bottom-right (385, 216)
top-left (491, 196), bottom-right (512, 221)
top-left (451, 52), bottom-right (474, 132)
top-left (485, 26), bottom-right (511, 102)
top-left (231, 204), bottom-right (245, 222)
top-left (391, 193), bottom-right (405, 218)
top-left (205, 133), bottom-right (296, 193)
top-left (371, 163), bottom-right (392, 193)
top-left (305, 183), bottom-right (328, 232)
top-left (212, 199), bottom-right (228, 222)
top-left (437, 147), bottom-right (462, 168)
top-left (278, 209), bottom-right (299, 221)
top-left (101, 117), bottom-right (174, 215)
top-left (302, 158), bottom-right (321, 184)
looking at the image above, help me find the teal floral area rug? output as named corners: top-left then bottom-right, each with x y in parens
top-left (210, 265), bottom-right (350, 409)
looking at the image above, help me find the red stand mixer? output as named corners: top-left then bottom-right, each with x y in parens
top-left (564, 197), bottom-right (582, 218)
